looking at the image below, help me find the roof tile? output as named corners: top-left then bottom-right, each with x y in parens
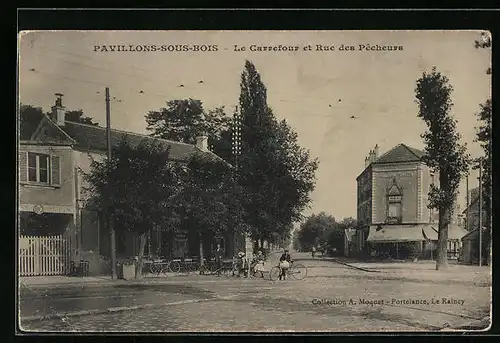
top-left (373, 143), bottom-right (425, 164)
top-left (61, 121), bottom-right (215, 162)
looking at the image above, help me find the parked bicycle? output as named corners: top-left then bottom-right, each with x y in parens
top-left (269, 261), bottom-right (307, 281)
top-left (148, 258), bottom-right (171, 275)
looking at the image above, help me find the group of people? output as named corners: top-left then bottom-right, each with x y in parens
top-left (214, 244), bottom-right (293, 280)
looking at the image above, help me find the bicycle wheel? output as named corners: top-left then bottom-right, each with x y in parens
top-left (169, 261), bottom-right (181, 273)
top-left (269, 266), bottom-right (281, 281)
top-left (150, 263), bottom-right (160, 275)
top-left (290, 263), bottom-right (307, 280)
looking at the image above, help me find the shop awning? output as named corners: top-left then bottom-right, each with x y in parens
top-left (422, 225), bottom-right (468, 241)
top-left (367, 225), bottom-right (426, 243)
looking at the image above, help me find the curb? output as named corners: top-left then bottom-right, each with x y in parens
top-left (21, 295), bottom-right (238, 323)
top-left (19, 275), bottom-right (207, 290)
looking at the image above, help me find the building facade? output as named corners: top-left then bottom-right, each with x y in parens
top-left (355, 143), bottom-right (467, 260)
top-left (19, 95), bottom-right (235, 276)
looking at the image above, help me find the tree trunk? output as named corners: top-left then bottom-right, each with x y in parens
top-left (135, 232), bottom-right (148, 279)
top-left (436, 207), bottom-right (450, 270)
top-left (199, 233), bottom-right (204, 267)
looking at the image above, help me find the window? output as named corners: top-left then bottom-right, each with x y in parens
top-left (388, 202), bottom-right (402, 219)
top-left (20, 151), bottom-right (61, 186)
top-left (28, 153), bottom-right (50, 183)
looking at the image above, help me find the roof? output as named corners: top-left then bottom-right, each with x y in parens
top-left (373, 143), bottom-right (425, 165)
top-left (356, 143), bottom-right (425, 180)
top-left (32, 115), bottom-right (226, 164)
top-left (461, 227), bottom-right (487, 241)
top-left (462, 187), bottom-right (481, 214)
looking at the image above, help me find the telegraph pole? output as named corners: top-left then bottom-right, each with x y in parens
top-left (106, 87), bottom-right (117, 279)
top-left (466, 172), bottom-right (469, 231)
top-left (478, 159), bottom-right (483, 267)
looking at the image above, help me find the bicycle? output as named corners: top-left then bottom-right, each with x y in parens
top-left (148, 258), bottom-right (171, 275)
top-left (269, 261), bottom-right (307, 281)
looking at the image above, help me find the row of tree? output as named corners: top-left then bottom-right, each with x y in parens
top-left (295, 212), bottom-right (356, 255)
top-left (20, 60), bottom-right (320, 277)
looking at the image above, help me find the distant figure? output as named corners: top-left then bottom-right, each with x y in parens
top-left (252, 250), bottom-right (265, 278)
top-left (311, 246), bottom-right (316, 258)
top-left (215, 244), bottom-right (223, 276)
top-left (279, 249), bottom-right (292, 281)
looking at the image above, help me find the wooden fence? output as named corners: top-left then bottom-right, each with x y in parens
top-left (19, 235), bottom-right (71, 276)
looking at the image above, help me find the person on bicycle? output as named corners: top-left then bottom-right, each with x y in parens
top-left (311, 246), bottom-right (316, 258)
top-left (279, 249), bottom-right (292, 280)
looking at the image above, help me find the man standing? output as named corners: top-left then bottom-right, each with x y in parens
top-left (312, 246), bottom-right (316, 258)
top-left (215, 244), bottom-right (223, 276)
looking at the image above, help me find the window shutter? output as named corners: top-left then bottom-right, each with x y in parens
top-left (19, 151), bottom-right (27, 183)
top-left (51, 155), bottom-right (61, 186)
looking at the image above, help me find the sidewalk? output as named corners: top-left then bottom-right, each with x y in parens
top-left (19, 273), bottom-right (204, 291)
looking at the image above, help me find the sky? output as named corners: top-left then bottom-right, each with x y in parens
top-left (18, 30), bottom-right (491, 220)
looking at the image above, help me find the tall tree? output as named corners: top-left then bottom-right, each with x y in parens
top-left (474, 31), bottom-right (492, 265)
top-left (65, 109), bottom-right (99, 126)
top-left (83, 138), bottom-right (181, 279)
top-left (19, 104), bottom-right (45, 140)
top-left (145, 99), bottom-right (232, 151)
top-left (415, 66), bottom-right (470, 270)
top-left (237, 60), bottom-right (319, 244)
top-left (298, 212), bottom-right (337, 251)
top-left (179, 153), bottom-right (246, 265)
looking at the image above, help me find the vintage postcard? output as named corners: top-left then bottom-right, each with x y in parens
top-left (17, 30), bottom-right (492, 333)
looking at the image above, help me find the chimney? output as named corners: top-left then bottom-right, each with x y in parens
top-left (364, 156), bottom-right (369, 168)
top-left (196, 135), bottom-right (209, 152)
top-left (374, 144), bottom-right (379, 160)
top-left (51, 93), bottom-right (66, 126)
top-left (368, 149), bottom-right (374, 163)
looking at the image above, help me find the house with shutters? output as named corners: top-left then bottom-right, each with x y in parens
top-left (18, 94), bottom-right (236, 276)
top-left (353, 143), bottom-right (468, 260)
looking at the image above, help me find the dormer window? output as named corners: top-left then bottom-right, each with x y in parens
top-left (386, 177), bottom-right (403, 224)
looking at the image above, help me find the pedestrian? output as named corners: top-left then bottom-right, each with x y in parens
top-left (279, 249), bottom-right (291, 281)
top-left (252, 250), bottom-right (265, 278)
top-left (312, 246), bottom-right (316, 258)
top-left (215, 244), bottom-right (223, 276)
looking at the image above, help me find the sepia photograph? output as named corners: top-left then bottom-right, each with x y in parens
top-left (17, 30), bottom-right (492, 333)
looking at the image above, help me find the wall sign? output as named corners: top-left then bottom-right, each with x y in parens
top-left (33, 204), bottom-right (44, 215)
top-left (380, 171), bottom-right (415, 179)
top-left (388, 195), bottom-right (402, 202)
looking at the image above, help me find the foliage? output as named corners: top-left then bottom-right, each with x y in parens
top-left (145, 99), bottom-right (232, 151)
top-left (474, 31), bottom-right (492, 264)
top-left (82, 138), bottom-right (181, 236)
top-left (19, 104), bottom-right (45, 140)
top-left (415, 67), bottom-right (470, 212)
top-left (65, 109), bottom-right (99, 126)
top-left (237, 60), bottom-right (319, 243)
top-left (179, 153), bottom-right (247, 239)
top-left (415, 66), bottom-right (470, 269)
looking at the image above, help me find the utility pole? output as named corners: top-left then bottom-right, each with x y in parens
top-left (466, 172), bottom-right (469, 231)
top-left (478, 159), bottom-right (483, 267)
top-left (106, 87), bottom-right (117, 279)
